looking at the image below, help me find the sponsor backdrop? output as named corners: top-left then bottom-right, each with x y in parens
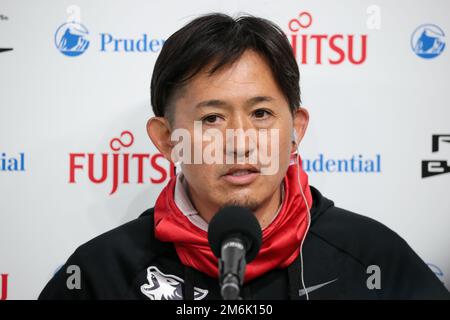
top-left (0, 0), bottom-right (449, 299)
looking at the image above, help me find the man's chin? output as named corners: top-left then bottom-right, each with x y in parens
top-left (220, 196), bottom-right (261, 212)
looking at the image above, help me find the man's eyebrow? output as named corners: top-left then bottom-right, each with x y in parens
top-left (245, 96), bottom-right (274, 107)
top-left (194, 96), bottom-right (274, 109)
top-left (195, 99), bottom-right (229, 109)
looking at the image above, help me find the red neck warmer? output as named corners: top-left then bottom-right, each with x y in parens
top-left (154, 154), bottom-right (313, 283)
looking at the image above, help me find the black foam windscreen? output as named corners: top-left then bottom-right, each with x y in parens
top-left (208, 205), bottom-right (262, 263)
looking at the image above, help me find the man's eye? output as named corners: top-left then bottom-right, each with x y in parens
top-left (202, 114), bottom-right (222, 124)
top-left (253, 109), bottom-right (272, 119)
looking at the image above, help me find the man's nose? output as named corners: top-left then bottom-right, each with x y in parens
top-left (225, 115), bottom-right (257, 159)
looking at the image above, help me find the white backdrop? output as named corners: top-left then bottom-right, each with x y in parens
top-left (0, 0), bottom-right (449, 299)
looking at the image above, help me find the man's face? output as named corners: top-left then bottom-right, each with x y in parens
top-left (167, 50), bottom-right (298, 216)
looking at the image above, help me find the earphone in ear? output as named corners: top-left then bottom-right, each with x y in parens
top-left (292, 129), bottom-right (299, 145)
top-left (292, 130), bottom-right (299, 155)
top-left (291, 129), bottom-right (298, 144)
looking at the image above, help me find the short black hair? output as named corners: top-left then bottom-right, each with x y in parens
top-left (151, 13), bottom-right (300, 121)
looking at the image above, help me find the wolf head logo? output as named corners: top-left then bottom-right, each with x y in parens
top-left (140, 266), bottom-right (208, 300)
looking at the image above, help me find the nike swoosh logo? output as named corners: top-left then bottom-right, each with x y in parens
top-left (298, 278), bottom-right (338, 297)
top-left (0, 48), bottom-right (13, 53)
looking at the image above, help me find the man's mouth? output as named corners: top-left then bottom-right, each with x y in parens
top-left (221, 165), bottom-right (260, 186)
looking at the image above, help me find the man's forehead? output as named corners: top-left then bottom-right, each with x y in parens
top-left (188, 50), bottom-right (275, 89)
top-left (175, 53), bottom-right (282, 108)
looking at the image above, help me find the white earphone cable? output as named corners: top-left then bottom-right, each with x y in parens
top-left (294, 148), bottom-right (311, 301)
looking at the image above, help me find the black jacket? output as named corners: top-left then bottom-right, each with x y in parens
top-left (39, 186), bottom-right (450, 300)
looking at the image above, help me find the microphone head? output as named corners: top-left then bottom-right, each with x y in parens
top-left (208, 205), bottom-right (262, 263)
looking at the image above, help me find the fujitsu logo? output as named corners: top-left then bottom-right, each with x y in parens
top-left (1, 274), bottom-right (8, 300)
top-left (69, 131), bottom-right (175, 195)
top-left (288, 11), bottom-right (368, 65)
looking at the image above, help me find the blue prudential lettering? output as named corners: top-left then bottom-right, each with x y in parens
top-left (0, 152), bottom-right (25, 172)
top-left (302, 154), bottom-right (381, 173)
top-left (100, 33), bottom-right (165, 52)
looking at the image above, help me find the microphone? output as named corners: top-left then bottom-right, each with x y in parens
top-left (207, 205), bottom-right (262, 300)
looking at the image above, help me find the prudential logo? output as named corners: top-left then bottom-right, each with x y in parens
top-left (411, 24), bottom-right (445, 59)
top-left (55, 21), bottom-right (90, 57)
top-left (54, 22), bottom-right (165, 56)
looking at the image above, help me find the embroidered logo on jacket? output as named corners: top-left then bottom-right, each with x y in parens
top-left (140, 266), bottom-right (208, 300)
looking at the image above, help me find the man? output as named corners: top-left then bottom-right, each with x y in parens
top-left (39, 13), bottom-right (449, 300)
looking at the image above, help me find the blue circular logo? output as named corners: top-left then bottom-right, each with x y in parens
top-left (411, 24), bottom-right (445, 59)
top-left (55, 22), bottom-right (90, 57)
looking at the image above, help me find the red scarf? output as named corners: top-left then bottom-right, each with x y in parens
top-left (154, 154), bottom-right (312, 283)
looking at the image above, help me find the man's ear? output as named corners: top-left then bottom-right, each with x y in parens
top-left (146, 117), bottom-right (173, 161)
top-left (292, 107), bottom-right (309, 145)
